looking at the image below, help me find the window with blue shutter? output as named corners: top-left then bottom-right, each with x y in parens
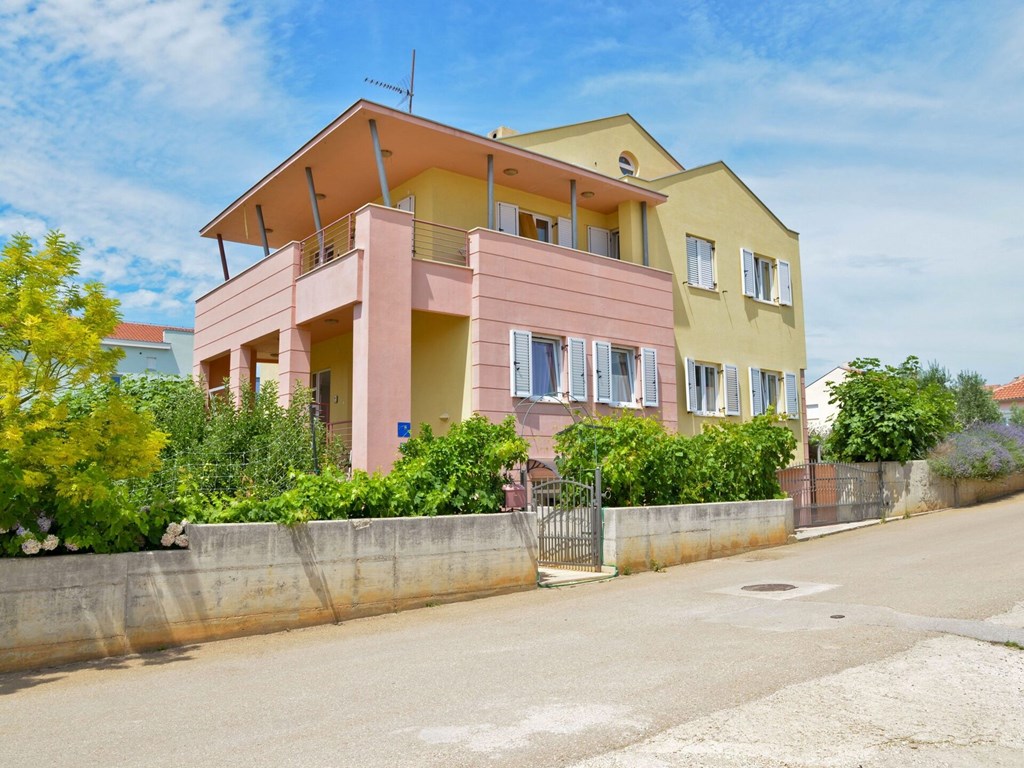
top-left (741, 248), bottom-right (756, 297)
top-left (784, 371), bottom-right (799, 418)
top-left (510, 330), bottom-right (532, 397)
top-left (778, 260), bottom-right (793, 306)
top-left (750, 367), bottom-right (763, 416)
top-left (724, 364), bottom-right (741, 416)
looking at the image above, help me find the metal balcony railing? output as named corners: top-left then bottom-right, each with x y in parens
top-left (412, 219), bottom-right (468, 266)
top-left (300, 213), bottom-right (355, 275)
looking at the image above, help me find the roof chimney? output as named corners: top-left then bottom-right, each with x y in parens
top-left (488, 126), bottom-right (519, 140)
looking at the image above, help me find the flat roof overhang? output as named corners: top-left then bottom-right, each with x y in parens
top-left (200, 100), bottom-right (668, 249)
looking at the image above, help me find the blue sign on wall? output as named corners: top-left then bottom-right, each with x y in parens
top-left (397, 422), bottom-right (412, 438)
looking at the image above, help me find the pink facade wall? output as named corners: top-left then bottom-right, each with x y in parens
top-left (469, 229), bottom-right (677, 459)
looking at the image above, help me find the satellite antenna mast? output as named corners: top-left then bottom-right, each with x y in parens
top-left (365, 49), bottom-right (416, 114)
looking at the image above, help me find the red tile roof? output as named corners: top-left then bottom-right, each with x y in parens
top-left (992, 375), bottom-right (1024, 403)
top-left (107, 322), bottom-right (194, 343)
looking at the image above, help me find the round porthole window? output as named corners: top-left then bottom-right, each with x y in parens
top-left (619, 151), bottom-right (637, 177)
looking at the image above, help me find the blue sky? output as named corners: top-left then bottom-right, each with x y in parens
top-left (1, 0), bottom-right (1021, 384)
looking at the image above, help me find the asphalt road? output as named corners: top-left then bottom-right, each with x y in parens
top-left (3, 495), bottom-right (1024, 767)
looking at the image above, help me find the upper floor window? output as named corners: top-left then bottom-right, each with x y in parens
top-left (510, 330), bottom-right (588, 401)
top-left (619, 152), bottom-right (637, 177)
top-left (686, 235), bottom-right (715, 290)
top-left (741, 248), bottom-right (793, 306)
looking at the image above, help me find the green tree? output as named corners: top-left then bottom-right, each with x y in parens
top-left (0, 231), bottom-right (166, 554)
top-left (950, 370), bottom-right (1002, 428)
top-left (826, 356), bottom-right (955, 463)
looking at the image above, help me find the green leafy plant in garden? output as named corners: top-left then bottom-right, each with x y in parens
top-left (1011, 407), bottom-right (1024, 429)
top-left (920, 361), bottom-right (1002, 428)
top-left (0, 231), bottom-right (168, 555)
top-left (554, 412), bottom-right (796, 507)
top-left (825, 356), bottom-right (955, 463)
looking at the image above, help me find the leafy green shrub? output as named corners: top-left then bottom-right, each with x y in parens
top-left (691, 415), bottom-right (798, 502)
top-left (928, 423), bottom-right (1024, 480)
top-left (826, 356), bottom-right (955, 463)
top-left (554, 412), bottom-right (796, 506)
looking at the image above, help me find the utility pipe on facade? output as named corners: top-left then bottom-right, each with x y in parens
top-left (368, 119), bottom-right (391, 207)
top-left (255, 204), bottom-right (270, 258)
top-left (305, 167), bottom-right (324, 267)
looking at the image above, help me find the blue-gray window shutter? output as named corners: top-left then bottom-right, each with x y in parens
top-left (741, 248), bottom-right (756, 297)
top-left (750, 367), bottom-right (763, 416)
top-left (641, 347), bottom-right (659, 407)
top-left (510, 329), bottom-right (532, 397)
top-left (724, 364), bottom-right (741, 416)
top-left (567, 337), bottom-right (587, 401)
top-left (593, 341), bottom-right (612, 403)
top-left (785, 371), bottom-right (799, 417)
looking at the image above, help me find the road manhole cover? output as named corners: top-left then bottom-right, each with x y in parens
top-left (741, 583), bottom-right (797, 592)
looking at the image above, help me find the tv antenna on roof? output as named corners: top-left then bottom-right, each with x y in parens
top-left (365, 49), bottom-right (416, 114)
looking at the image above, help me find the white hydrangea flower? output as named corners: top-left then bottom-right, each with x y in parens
top-left (174, 534), bottom-right (189, 548)
top-left (21, 538), bottom-right (41, 555)
top-left (42, 534), bottom-right (59, 551)
top-left (180, 519), bottom-right (189, 528)
top-left (160, 533), bottom-right (175, 547)
top-left (165, 522), bottom-right (183, 538)
top-left (0, 526), bottom-right (8, 535)
top-left (36, 515), bottom-right (53, 533)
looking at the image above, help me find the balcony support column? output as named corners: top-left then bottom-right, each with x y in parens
top-left (278, 327), bottom-right (311, 407)
top-left (304, 167), bottom-right (323, 233)
top-left (217, 234), bottom-right (229, 280)
top-left (229, 345), bottom-right (256, 404)
top-left (570, 180), bottom-right (578, 250)
top-left (641, 201), bottom-right (649, 267)
top-left (487, 154), bottom-right (494, 229)
top-left (255, 204), bottom-right (270, 257)
top-left (368, 119), bottom-right (391, 207)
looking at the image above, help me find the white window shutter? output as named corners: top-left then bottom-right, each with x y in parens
top-left (641, 347), bottom-right (659, 407)
top-left (741, 248), bottom-right (756, 297)
top-left (510, 329), bottom-right (532, 397)
top-left (785, 371), bottom-right (799, 418)
top-left (724, 364), bottom-right (741, 416)
top-left (567, 337), bottom-right (587, 401)
top-left (497, 202), bottom-right (519, 235)
top-left (557, 217), bottom-right (573, 247)
top-left (750, 367), bottom-right (763, 416)
top-left (395, 195), bottom-right (415, 213)
top-left (588, 226), bottom-right (611, 257)
top-left (778, 260), bottom-right (793, 306)
top-left (593, 341), bottom-right (612, 403)
top-left (699, 239), bottom-right (714, 289)
top-left (686, 237), bottom-right (699, 286)
top-left (685, 357), bottom-right (697, 413)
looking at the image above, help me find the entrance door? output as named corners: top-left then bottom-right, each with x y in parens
top-left (312, 369), bottom-right (331, 422)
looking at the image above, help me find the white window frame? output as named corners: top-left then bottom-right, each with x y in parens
top-left (742, 248), bottom-right (794, 306)
top-left (594, 341), bottom-right (638, 407)
top-left (686, 235), bottom-right (715, 290)
top-left (754, 256), bottom-right (774, 302)
top-left (685, 358), bottom-right (720, 415)
top-left (533, 213), bottom-right (553, 243)
top-left (751, 368), bottom-right (781, 416)
top-left (530, 335), bottom-right (562, 400)
top-left (587, 226), bottom-right (611, 257)
top-left (510, 329), bottom-right (568, 401)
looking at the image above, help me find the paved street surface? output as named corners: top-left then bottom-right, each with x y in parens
top-left (3, 495), bottom-right (1024, 767)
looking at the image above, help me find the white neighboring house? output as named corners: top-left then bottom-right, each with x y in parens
top-left (804, 365), bottom-right (851, 432)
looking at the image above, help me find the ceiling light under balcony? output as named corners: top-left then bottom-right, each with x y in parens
top-left (503, 168), bottom-right (518, 176)
top-left (580, 191), bottom-right (595, 199)
top-left (380, 149), bottom-right (393, 158)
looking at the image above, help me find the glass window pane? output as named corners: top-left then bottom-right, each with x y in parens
top-left (611, 349), bottom-right (633, 403)
top-left (704, 367), bottom-right (717, 412)
top-left (531, 339), bottom-right (558, 396)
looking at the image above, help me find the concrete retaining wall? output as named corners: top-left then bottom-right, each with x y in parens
top-left (0, 512), bottom-right (537, 674)
top-left (603, 499), bottom-right (793, 573)
top-left (883, 461), bottom-right (1024, 515)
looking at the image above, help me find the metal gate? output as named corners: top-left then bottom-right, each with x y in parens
top-left (777, 462), bottom-right (888, 527)
top-left (532, 477), bottom-right (602, 572)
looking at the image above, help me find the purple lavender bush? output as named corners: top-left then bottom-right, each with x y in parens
top-left (929, 423), bottom-right (1024, 480)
